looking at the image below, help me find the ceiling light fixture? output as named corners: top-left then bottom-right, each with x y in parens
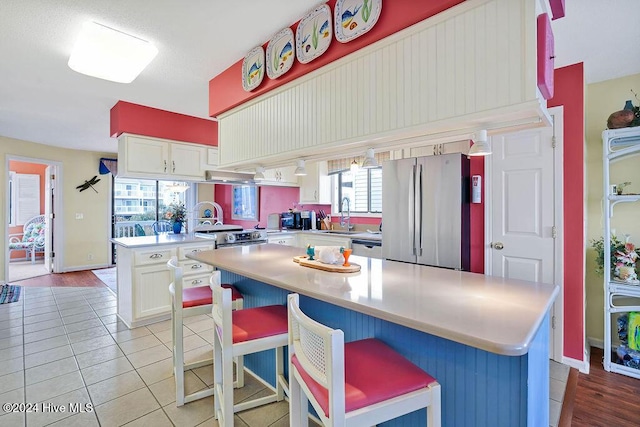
top-left (68, 21), bottom-right (158, 83)
top-left (294, 160), bottom-right (307, 176)
top-left (350, 159), bottom-right (359, 174)
top-left (468, 129), bottom-right (492, 157)
top-left (254, 167), bottom-right (265, 181)
top-left (361, 148), bottom-right (378, 168)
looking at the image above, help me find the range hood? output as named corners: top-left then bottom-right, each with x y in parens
top-left (204, 170), bottom-right (255, 184)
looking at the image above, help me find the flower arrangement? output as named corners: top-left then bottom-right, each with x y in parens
top-left (165, 202), bottom-right (186, 224)
top-left (591, 235), bottom-right (640, 281)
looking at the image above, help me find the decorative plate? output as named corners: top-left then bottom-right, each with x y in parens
top-left (296, 4), bottom-right (332, 64)
top-left (203, 209), bottom-right (212, 218)
top-left (334, 0), bottom-right (382, 43)
top-left (266, 27), bottom-right (295, 79)
top-left (241, 46), bottom-right (265, 92)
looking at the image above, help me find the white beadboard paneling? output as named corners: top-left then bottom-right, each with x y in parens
top-left (218, 0), bottom-right (541, 168)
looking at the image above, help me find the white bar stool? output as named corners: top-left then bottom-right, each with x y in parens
top-left (287, 293), bottom-right (442, 426)
top-left (167, 257), bottom-right (244, 406)
top-left (211, 273), bottom-right (289, 427)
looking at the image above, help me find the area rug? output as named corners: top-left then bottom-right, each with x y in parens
top-left (91, 267), bottom-right (117, 295)
top-left (0, 284), bottom-right (21, 304)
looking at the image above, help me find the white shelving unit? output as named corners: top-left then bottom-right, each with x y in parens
top-left (602, 126), bottom-right (640, 379)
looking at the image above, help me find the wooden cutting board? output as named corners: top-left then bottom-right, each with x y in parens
top-left (293, 256), bottom-right (360, 273)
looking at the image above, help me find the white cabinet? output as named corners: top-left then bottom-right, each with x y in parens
top-left (116, 241), bottom-right (214, 328)
top-left (602, 127), bottom-right (640, 380)
top-left (118, 134), bottom-right (206, 180)
top-left (261, 166), bottom-right (299, 186)
top-left (299, 161), bottom-right (331, 204)
top-left (298, 233), bottom-right (350, 249)
top-left (409, 140), bottom-right (470, 158)
top-left (267, 233), bottom-right (298, 246)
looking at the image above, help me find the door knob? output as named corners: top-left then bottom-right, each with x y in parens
top-left (491, 242), bottom-right (504, 250)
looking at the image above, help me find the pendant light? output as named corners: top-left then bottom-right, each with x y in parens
top-left (468, 129), bottom-right (492, 157)
top-left (254, 167), bottom-right (265, 181)
top-left (361, 148), bottom-right (378, 168)
top-left (294, 160), bottom-right (307, 176)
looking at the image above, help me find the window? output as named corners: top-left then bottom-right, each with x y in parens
top-left (334, 167), bottom-right (382, 214)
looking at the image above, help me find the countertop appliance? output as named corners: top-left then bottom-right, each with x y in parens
top-left (382, 153), bottom-right (470, 270)
top-left (194, 224), bottom-right (267, 248)
top-left (267, 213), bottom-right (281, 231)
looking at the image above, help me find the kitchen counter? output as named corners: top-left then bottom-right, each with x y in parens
top-left (188, 243), bottom-right (556, 426)
top-left (187, 243), bottom-right (556, 356)
top-left (111, 233), bottom-right (202, 248)
top-left (267, 229), bottom-right (383, 242)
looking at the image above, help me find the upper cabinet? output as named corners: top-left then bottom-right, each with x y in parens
top-left (217, 0), bottom-right (550, 170)
top-left (409, 140), bottom-right (470, 158)
top-left (118, 134), bottom-right (207, 181)
top-left (299, 161), bottom-right (331, 204)
top-left (261, 166), bottom-right (299, 186)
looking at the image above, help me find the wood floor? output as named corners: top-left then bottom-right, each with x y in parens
top-left (9, 271), bottom-right (640, 426)
top-left (9, 269), bottom-right (107, 288)
top-left (563, 347), bottom-right (640, 427)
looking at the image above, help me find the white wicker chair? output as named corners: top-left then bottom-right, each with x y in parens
top-left (8, 215), bottom-right (46, 264)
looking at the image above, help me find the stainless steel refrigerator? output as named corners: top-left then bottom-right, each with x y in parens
top-left (382, 153), bottom-right (470, 270)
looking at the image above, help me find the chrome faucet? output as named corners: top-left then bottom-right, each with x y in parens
top-left (340, 197), bottom-right (351, 231)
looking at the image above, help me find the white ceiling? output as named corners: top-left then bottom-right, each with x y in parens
top-left (1, 0), bottom-right (639, 155)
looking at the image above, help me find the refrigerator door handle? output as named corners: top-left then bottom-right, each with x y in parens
top-left (417, 164), bottom-right (423, 256)
top-left (410, 164), bottom-right (416, 255)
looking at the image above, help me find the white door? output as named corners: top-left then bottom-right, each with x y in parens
top-left (44, 166), bottom-right (55, 273)
top-left (486, 107), bottom-right (563, 361)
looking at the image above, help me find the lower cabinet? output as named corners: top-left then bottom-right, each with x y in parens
top-left (297, 234), bottom-right (351, 249)
top-left (267, 233), bottom-right (298, 246)
top-left (116, 241), bottom-right (213, 328)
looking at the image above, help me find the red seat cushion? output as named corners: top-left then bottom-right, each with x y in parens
top-left (231, 305), bottom-right (288, 343)
top-left (182, 284), bottom-right (242, 308)
top-left (292, 338), bottom-right (437, 417)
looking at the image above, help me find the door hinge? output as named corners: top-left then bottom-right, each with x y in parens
top-left (551, 136), bottom-right (556, 148)
top-left (552, 226), bottom-right (557, 239)
top-left (50, 174), bottom-right (55, 180)
top-left (552, 315), bottom-right (556, 329)
top-left (50, 252), bottom-right (55, 258)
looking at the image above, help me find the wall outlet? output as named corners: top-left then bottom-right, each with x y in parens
top-left (87, 253), bottom-right (94, 260)
top-left (75, 213), bottom-right (84, 220)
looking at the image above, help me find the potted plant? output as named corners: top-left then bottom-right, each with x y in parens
top-left (166, 202), bottom-right (186, 234)
top-left (591, 235), bottom-right (640, 283)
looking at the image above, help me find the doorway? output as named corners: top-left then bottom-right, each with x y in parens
top-left (484, 106), bottom-right (564, 362)
top-left (5, 156), bottom-right (61, 282)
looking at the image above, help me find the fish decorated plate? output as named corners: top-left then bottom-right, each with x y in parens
top-left (296, 4), bottom-right (332, 64)
top-left (242, 46), bottom-right (265, 91)
top-left (334, 0), bottom-right (382, 43)
top-left (266, 27), bottom-right (295, 79)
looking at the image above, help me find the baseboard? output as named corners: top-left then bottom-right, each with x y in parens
top-left (562, 353), bottom-right (590, 374)
top-left (64, 263), bottom-right (110, 272)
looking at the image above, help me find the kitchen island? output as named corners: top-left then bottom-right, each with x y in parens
top-left (187, 243), bottom-right (558, 427)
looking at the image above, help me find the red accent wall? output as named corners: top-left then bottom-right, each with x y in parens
top-left (110, 101), bottom-right (218, 146)
top-left (9, 161), bottom-right (46, 259)
top-left (470, 156), bottom-right (485, 274)
top-left (214, 184), bottom-right (300, 229)
top-left (209, 0), bottom-right (464, 116)
top-left (548, 63), bottom-right (585, 361)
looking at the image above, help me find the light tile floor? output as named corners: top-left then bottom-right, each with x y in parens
top-left (0, 286), bottom-right (295, 427)
top-left (549, 358), bottom-right (570, 427)
top-left (1, 286), bottom-right (570, 427)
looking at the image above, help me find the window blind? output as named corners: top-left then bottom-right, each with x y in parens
top-left (327, 151), bottom-right (390, 174)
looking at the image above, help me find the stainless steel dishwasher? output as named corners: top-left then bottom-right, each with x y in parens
top-left (350, 239), bottom-right (382, 259)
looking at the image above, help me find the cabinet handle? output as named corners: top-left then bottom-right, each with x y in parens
top-left (314, 190), bottom-right (318, 201)
top-left (433, 145), bottom-right (437, 155)
top-left (191, 249), bottom-right (201, 253)
top-left (191, 279), bottom-right (203, 285)
top-left (191, 264), bottom-right (202, 269)
top-left (172, 161), bottom-right (176, 173)
top-left (149, 253), bottom-right (163, 259)
top-left (164, 160), bottom-right (167, 172)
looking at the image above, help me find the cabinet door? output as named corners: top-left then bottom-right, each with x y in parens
top-left (125, 136), bottom-right (170, 174)
top-left (180, 259), bottom-right (214, 277)
top-left (299, 161), bottom-right (331, 204)
top-left (267, 234), bottom-right (298, 246)
top-left (299, 234), bottom-right (350, 249)
top-left (133, 266), bottom-right (172, 319)
top-left (170, 143), bottom-right (205, 178)
top-left (263, 167), bottom-right (300, 186)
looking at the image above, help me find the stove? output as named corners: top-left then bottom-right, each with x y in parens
top-left (194, 225), bottom-right (267, 248)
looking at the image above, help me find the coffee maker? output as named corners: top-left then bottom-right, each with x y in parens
top-left (300, 211), bottom-right (312, 230)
